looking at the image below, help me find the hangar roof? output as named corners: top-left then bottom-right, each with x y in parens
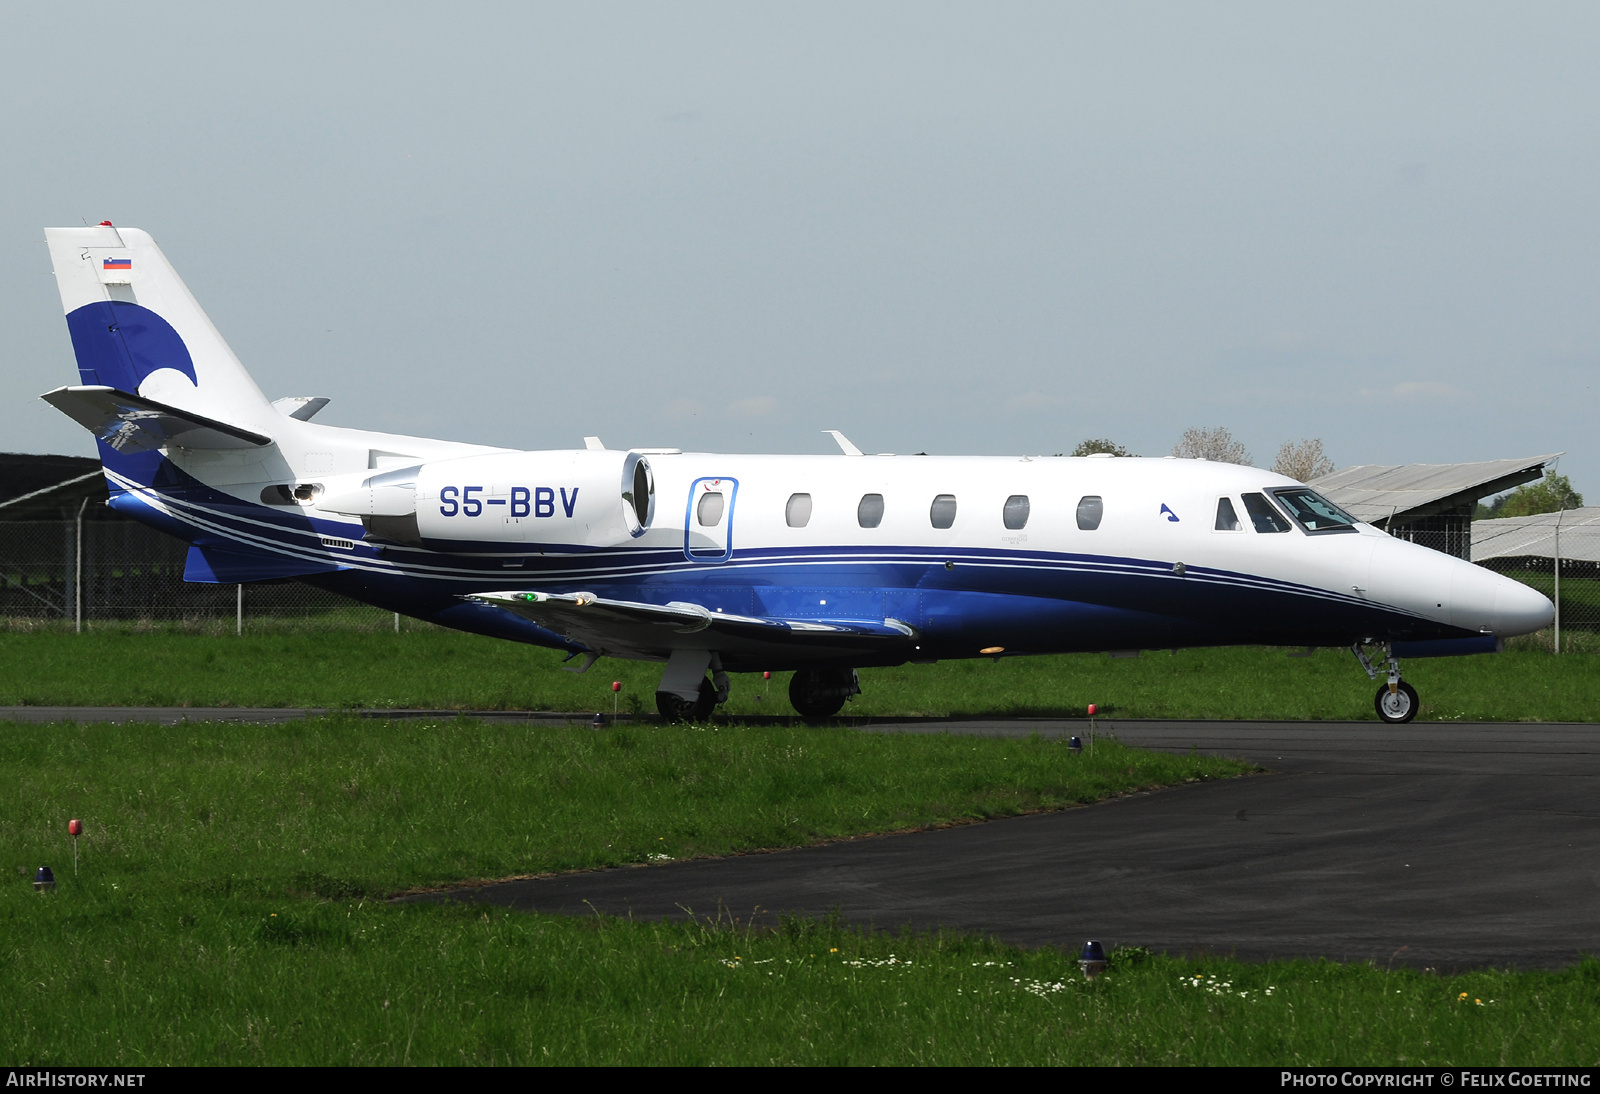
top-left (1311, 454), bottom-right (1560, 526)
top-left (0, 452), bottom-right (107, 520)
top-left (1472, 507), bottom-right (1600, 563)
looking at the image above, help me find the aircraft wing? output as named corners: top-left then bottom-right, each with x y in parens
top-left (41, 385), bottom-right (272, 452)
top-left (470, 590), bottom-right (918, 662)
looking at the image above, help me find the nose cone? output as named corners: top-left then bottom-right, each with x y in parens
top-left (1450, 562), bottom-right (1554, 636)
top-left (1493, 572), bottom-right (1555, 636)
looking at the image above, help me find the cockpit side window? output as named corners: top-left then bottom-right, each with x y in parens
top-left (1241, 492), bottom-right (1291, 533)
top-left (1269, 487), bottom-right (1359, 534)
top-left (1214, 497), bottom-right (1242, 531)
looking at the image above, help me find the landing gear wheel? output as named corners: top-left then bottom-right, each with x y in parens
top-left (789, 667), bottom-right (858, 722)
top-left (656, 678), bottom-right (716, 723)
top-left (1374, 680), bottom-right (1419, 724)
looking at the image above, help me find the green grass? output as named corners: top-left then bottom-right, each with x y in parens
top-left (3, 714), bottom-right (1593, 1066)
top-left (1, 627), bottom-right (1598, 721)
top-left (3, 628), bottom-right (1596, 1064)
top-left (0, 714), bottom-right (1260, 1065)
top-left (10, 896), bottom-right (1600, 1065)
top-left (2, 716), bottom-right (1232, 894)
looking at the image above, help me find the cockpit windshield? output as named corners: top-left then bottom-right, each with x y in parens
top-left (1269, 487), bottom-right (1359, 533)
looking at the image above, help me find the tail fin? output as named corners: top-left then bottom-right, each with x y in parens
top-left (44, 225), bottom-right (275, 434)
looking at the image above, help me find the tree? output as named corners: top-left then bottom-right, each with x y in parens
top-left (1488, 472), bottom-right (1583, 519)
top-left (1172, 426), bottom-right (1250, 465)
top-left (1071, 438), bottom-right (1135, 457)
top-left (1271, 438), bottom-right (1335, 483)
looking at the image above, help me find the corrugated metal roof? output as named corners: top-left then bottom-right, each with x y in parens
top-left (1311, 454), bottom-right (1560, 524)
top-left (1472, 508), bottom-right (1600, 563)
top-left (0, 453), bottom-right (108, 520)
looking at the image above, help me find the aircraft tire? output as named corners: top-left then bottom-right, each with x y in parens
top-left (1374, 680), bottom-right (1419, 724)
top-left (656, 678), bottom-right (717, 723)
top-left (789, 667), bottom-right (853, 723)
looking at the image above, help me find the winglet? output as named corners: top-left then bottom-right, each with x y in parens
top-left (823, 429), bottom-right (863, 456)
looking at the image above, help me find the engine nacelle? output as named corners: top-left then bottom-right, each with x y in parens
top-left (409, 449), bottom-right (655, 551)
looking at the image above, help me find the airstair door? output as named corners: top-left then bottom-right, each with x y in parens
top-left (684, 476), bottom-right (738, 563)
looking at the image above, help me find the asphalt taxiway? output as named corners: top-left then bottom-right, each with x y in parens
top-left (6, 707), bottom-right (1594, 967)
top-left (420, 719), bottom-right (1600, 969)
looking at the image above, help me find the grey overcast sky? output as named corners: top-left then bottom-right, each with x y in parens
top-left (3, 3), bottom-right (1597, 492)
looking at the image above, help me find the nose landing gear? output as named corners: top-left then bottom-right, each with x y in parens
top-left (1352, 643), bottom-right (1419, 724)
top-left (1375, 680), bottom-right (1420, 723)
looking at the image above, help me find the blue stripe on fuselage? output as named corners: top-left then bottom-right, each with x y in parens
top-left (101, 456), bottom-right (1468, 658)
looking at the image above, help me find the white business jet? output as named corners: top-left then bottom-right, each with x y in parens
top-left (39, 224), bottom-right (1553, 723)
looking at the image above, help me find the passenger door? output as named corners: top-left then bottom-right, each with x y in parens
top-left (684, 476), bottom-right (738, 563)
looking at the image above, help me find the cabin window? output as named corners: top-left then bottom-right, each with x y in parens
top-left (1076, 495), bottom-right (1103, 531)
top-left (1269, 487), bottom-right (1359, 533)
top-left (697, 491), bottom-right (725, 527)
top-left (1215, 497), bottom-right (1242, 531)
top-left (1003, 495), bottom-right (1030, 530)
top-left (1241, 492), bottom-right (1291, 533)
top-left (930, 494), bottom-right (957, 529)
top-left (786, 493), bottom-right (813, 528)
top-left (857, 493), bottom-right (885, 528)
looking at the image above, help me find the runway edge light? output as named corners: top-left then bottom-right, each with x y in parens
top-left (1079, 940), bottom-right (1107, 979)
top-left (34, 866), bottom-right (56, 893)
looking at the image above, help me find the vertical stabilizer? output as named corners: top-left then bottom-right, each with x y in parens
top-left (45, 226), bottom-right (275, 433)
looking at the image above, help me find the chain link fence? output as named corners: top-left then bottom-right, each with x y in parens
top-left (0, 516), bottom-right (401, 632)
top-left (1474, 508), bottom-right (1600, 652)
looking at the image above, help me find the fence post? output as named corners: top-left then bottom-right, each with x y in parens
top-left (61, 520), bottom-right (73, 622)
top-left (74, 498), bottom-right (87, 633)
top-left (236, 583), bottom-right (243, 636)
top-left (1553, 509), bottom-right (1564, 654)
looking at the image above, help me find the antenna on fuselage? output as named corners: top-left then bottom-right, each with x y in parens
top-left (823, 430), bottom-right (864, 456)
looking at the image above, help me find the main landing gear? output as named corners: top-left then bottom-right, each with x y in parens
top-left (655, 677), bottom-right (718, 722)
top-left (1352, 643), bottom-right (1418, 724)
top-left (788, 666), bottom-right (862, 722)
top-left (654, 650), bottom-right (731, 723)
top-left (652, 650), bottom-right (864, 724)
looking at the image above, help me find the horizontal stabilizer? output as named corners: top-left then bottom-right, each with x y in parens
top-left (471, 590), bottom-right (917, 661)
top-left (184, 544), bottom-right (343, 583)
top-left (42, 385), bottom-right (272, 452)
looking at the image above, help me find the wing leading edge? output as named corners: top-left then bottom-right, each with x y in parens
top-left (470, 590), bottom-right (918, 662)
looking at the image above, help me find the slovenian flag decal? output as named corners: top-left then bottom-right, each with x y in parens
top-left (103, 257), bottom-right (131, 270)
